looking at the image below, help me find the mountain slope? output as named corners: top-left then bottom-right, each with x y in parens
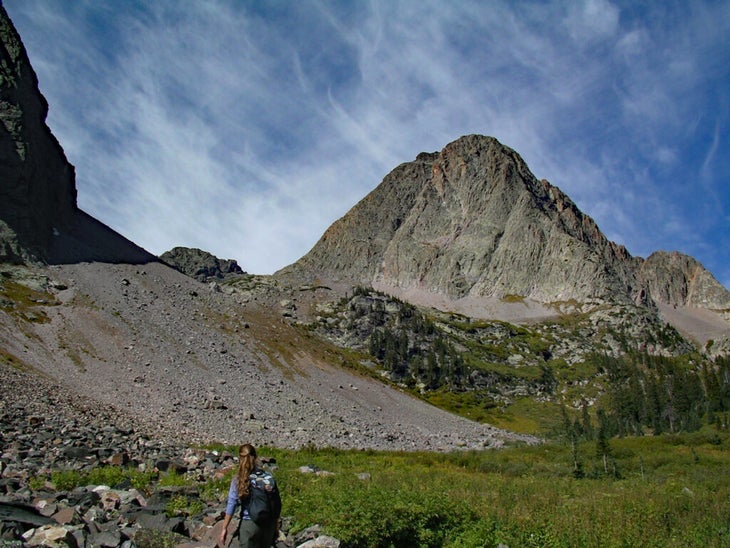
top-left (0, 261), bottom-right (534, 449)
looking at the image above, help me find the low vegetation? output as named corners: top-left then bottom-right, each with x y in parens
top-left (37, 430), bottom-right (730, 547)
top-left (0, 270), bottom-right (57, 323)
top-left (266, 431), bottom-right (730, 547)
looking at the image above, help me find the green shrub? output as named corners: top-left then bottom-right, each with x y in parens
top-left (128, 468), bottom-right (158, 491)
top-left (158, 470), bottom-right (192, 487)
top-left (51, 469), bottom-right (83, 491)
top-left (166, 494), bottom-right (204, 518)
top-left (87, 466), bottom-right (126, 487)
top-left (28, 475), bottom-right (47, 490)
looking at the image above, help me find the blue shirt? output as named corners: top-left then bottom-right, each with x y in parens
top-left (225, 469), bottom-right (276, 519)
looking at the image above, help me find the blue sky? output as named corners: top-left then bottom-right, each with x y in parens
top-left (4, 1), bottom-right (730, 288)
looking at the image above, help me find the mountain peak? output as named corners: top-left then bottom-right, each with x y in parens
top-left (280, 135), bottom-right (644, 312)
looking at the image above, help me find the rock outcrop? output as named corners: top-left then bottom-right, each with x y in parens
top-left (160, 246), bottom-right (245, 282)
top-left (639, 250), bottom-right (730, 310)
top-left (0, 5), bottom-right (155, 265)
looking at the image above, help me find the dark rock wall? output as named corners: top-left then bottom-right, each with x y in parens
top-left (0, 4), bottom-right (77, 262)
top-left (0, 5), bottom-right (155, 265)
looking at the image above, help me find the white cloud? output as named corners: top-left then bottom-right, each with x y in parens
top-left (565, 0), bottom-right (620, 44)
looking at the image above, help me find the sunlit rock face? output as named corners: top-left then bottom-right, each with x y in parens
top-left (280, 133), bottom-right (730, 319)
top-left (639, 250), bottom-right (730, 310)
top-left (281, 134), bottom-right (645, 305)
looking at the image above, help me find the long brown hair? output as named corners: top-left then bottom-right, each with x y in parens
top-left (236, 443), bottom-right (257, 498)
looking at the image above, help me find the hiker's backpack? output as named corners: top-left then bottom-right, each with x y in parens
top-left (246, 470), bottom-right (282, 525)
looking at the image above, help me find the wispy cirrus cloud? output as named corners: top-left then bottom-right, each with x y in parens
top-left (4, 0), bottom-right (730, 287)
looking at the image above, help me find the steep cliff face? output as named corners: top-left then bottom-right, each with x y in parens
top-left (0, 4), bottom-right (76, 262)
top-left (0, 5), bottom-right (155, 265)
top-left (282, 135), bottom-right (649, 306)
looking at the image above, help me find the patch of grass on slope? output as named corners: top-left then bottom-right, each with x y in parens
top-left (0, 277), bottom-right (57, 323)
top-left (0, 346), bottom-right (37, 374)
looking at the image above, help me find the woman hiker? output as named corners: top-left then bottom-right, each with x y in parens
top-left (219, 444), bottom-right (281, 548)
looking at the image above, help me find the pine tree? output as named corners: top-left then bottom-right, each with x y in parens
top-left (580, 399), bottom-right (594, 440)
top-left (596, 408), bottom-right (612, 474)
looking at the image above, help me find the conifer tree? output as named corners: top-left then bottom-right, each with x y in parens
top-left (596, 408), bottom-right (612, 474)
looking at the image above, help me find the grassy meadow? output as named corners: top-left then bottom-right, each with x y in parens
top-left (257, 429), bottom-right (730, 547)
top-left (39, 428), bottom-right (730, 547)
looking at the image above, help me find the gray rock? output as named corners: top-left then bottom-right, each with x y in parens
top-left (88, 529), bottom-right (121, 548)
top-left (297, 536), bottom-right (341, 548)
top-left (0, 502), bottom-right (54, 527)
top-left (639, 250), bottom-right (730, 309)
top-left (21, 524), bottom-right (73, 547)
top-left (160, 247), bottom-right (245, 282)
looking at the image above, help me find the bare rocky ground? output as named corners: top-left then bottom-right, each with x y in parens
top-left (0, 363), bottom-right (334, 547)
top-left (1, 260), bottom-right (537, 453)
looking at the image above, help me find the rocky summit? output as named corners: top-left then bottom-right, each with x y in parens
top-left (280, 135), bottom-right (637, 304)
top-left (160, 247), bottom-right (245, 283)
